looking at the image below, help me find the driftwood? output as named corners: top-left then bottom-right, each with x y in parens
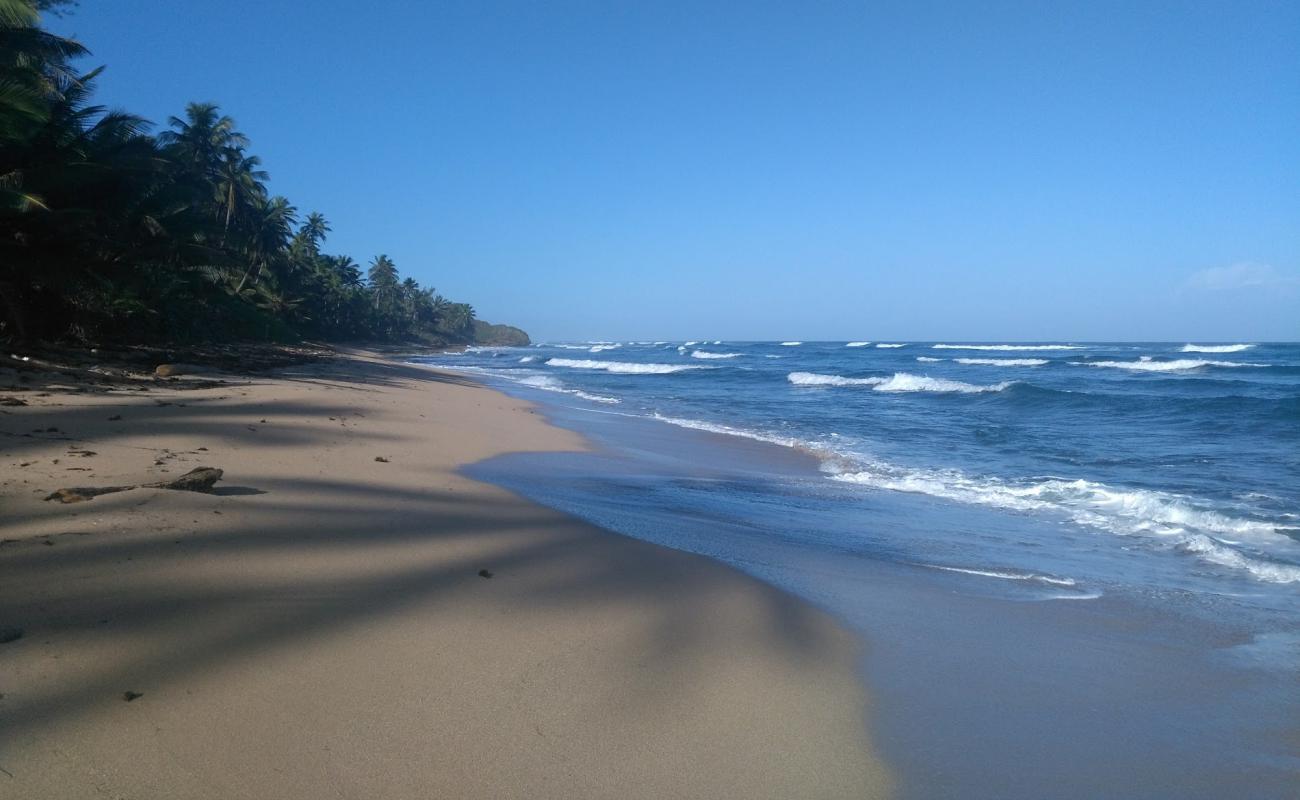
top-left (43, 467), bottom-right (224, 504)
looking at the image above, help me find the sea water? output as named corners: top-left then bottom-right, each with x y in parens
top-left (417, 341), bottom-right (1299, 798)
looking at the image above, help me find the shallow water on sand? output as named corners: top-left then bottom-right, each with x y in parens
top-left (422, 342), bottom-right (1300, 798)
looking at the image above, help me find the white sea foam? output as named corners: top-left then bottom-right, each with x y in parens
top-left (518, 356), bottom-right (535, 363)
top-left (516, 375), bottom-right (620, 404)
top-left (845, 341), bottom-right (872, 347)
top-left (1075, 358), bottom-right (1265, 372)
top-left (588, 344), bottom-right (620, 353)
top-left (923, 564), bottom-right (1078, 587)
top-left (546, 358), bottom-right (705, 374)
top-left (1181, 343), bottom-right (1255, 353)
top-left (649, 413), bottom-right (807, 449)
top-left (874, 373), bottom-right (1014, 393)
top-left (552, 343), bottom-right (592, 350)
top-left (684, 341), bottom-right (699, 346)
top-left (916, 356), bottom-right (943, 362)
top-left (691, 350), bottom-right (742, 359)
top-left (428, 364), bottom-right (621, 404)
top-left (933, 344), bottom-right (1083, 351)
top-left (781, 341), bottom-right (803, 346)
top-left (1045, 592), bottom-right (1104, 601)
top-left (875, 343), bottom-right (906, 348)
top-left (634, 398), bottom-right (1300, 584)
top-left (789, 371), bottom-right (1012, 393)
top-left (830, 467), bottom-right (1300, 583)
top-left (788, 372), bottom-right (886, 387)
top-left (954, 358), bottom-right (1049, 367)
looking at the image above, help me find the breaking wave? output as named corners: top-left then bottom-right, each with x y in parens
top-left (691, 350), bottom-right (742, 359)
top-left (875, 343), bottom-right (906, 348)
top-left (875, 373), bottom-right (1014, 393)
top-left (517, 375), bottom-right (620, 404)
top-left (649, 413), bottom-right (806, 449)
top-left (1181, 344), bottom-right (1254, 353)
top-left (1075, 358), bottom-right (1265, 372)
top-left (789, 372), bottom-right (1014, 393)
top-left (781, 341), bottom-right (803, 346)
top-left (638, 405), bottom-right (1298, 585)
top-left (788, 372), bottom-right (885, 386)
top-left (933, 344), bottom-right (1084, 351)
top-left (829, 468), bottom-right (1300, 584)
top-left (546, 358), bottom-right (706, 374)
top-left (954, 358), bottom-right (1049, 367)
top-left (846, 341), bottom-right (872, 347)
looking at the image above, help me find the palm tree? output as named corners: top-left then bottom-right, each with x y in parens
top-left (214, 146), bottom-right (266, 234)
top-left (367, 254), bottom-right (401, 337)
top-left (0, 0), bottom-right (88, 142)
top-left (299, 212), bottom-right (330, 252)
top-left (234, 195), bottom-right (296, 294)
top-left (158, 102), bottom-right (247, 182)
top-left (329, 254), bottom-right (361, 288)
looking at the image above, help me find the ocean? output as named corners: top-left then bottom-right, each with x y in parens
top-left (415, 341), bottom-right (1299, 798)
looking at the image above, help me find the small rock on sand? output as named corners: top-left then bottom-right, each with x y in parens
top-left (154, 363), bottom-right (212, 377)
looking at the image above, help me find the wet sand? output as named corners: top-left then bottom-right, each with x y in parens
top-left (0, 350), bottom-right (891, 799)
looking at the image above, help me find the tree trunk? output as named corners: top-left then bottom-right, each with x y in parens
top-left (0, 281), bottom-right (29, 342)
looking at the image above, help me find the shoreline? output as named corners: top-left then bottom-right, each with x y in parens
top-left (448, 356), bottom-right (1300, 799)
top-left (0, 349), bottom-right (892, 798)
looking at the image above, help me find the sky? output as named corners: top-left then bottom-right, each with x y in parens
top-left (49, 1), bottom-right (1299, 341)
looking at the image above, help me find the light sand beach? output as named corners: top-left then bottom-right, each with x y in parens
top-left (0, 350), bottom-right (891, 799)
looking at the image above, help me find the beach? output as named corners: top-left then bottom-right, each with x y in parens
top-left (0, 350), bottom-right (892, 799)
top-left (434, 341), bottom-right (1300, 799)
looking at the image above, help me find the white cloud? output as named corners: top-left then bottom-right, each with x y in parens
top-left (1184, 262), bottom-right (1299, 291)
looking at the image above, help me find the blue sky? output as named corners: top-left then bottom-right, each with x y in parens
top-left (50, 1), bottom-right (1299, 341)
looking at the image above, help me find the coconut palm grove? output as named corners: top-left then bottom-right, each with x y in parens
top-left (0, 0), bottom-right (523, 346)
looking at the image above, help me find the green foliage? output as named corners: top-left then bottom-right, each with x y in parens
top-left (472, 320), bottom-right (530, 346)
top-left (0, 0), bottom-right (510, 346)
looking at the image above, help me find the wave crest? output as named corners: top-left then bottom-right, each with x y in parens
top-left (546, 358), bottom-right (705, 374)
top-left (1076, 358), bottom-right (1265, 372)
top-left (517, 375), bottom-right (620, 404)
top-left (788, 372), bottom-right (885, 386)
top-left (1180, 343), bottom-right (1255, 353)
top-left (789, 371), bottom-right (1013, 393)
top-left (830, 469), bottom-right (1299, 583)
top-left (691, 350), bottom-right (742, 359)
top-left (934, 344), bottom-right (1083, 351)
top-left (954, 358), bottom-right (1049, 367)
top-left (875, 373), bottom-right (1014, 393)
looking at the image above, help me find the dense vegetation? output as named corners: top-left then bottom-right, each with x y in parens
top-left (0, 0), bottom-right (521, 346)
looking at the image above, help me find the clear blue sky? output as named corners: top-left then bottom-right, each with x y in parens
top-left (50, 1), bottom-right (1299, 341)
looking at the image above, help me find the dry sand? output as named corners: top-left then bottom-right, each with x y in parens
top-left (0, 350), bottom-right (891, 799)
